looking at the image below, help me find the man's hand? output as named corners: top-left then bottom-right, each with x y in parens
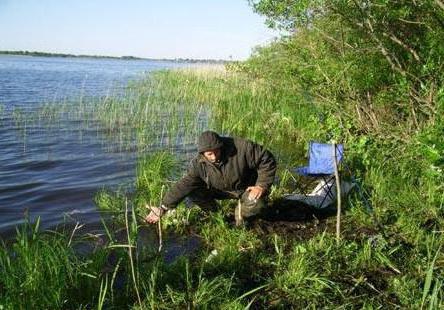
top-left (144, 205), bottom-right (164, 224)
top-left (246, 186), bottom-right (264, 200)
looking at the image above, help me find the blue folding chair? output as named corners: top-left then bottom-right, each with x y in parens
top-left (293, 142), bottom-right (344, 208)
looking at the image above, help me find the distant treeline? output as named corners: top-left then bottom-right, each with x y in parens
top-left (0, 50), bottom-right (228, 64)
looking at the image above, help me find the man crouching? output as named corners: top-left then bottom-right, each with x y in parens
top-left (145, 130), bottom-right (277, 226)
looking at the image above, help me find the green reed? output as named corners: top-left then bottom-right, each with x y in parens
top-left (25, 67), bottom-right (314, 160)
top-left (1, 66), bottom-right (443, 309)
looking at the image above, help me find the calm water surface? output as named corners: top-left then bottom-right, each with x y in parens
top-left (0, 55), bottom-right (188, 236)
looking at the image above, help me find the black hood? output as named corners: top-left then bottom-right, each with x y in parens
top-left (197, 131), bottom-right (224, 153)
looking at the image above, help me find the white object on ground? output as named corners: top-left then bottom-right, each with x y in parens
top-left (285, 179), bottom-right (355, 209)
top-left (205, 249), bottom-right (219, 263)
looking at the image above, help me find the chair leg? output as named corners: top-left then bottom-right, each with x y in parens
top-left (333, 143), bottom-right (342, 241)
top-left (319, 175), bottom-right (335, 209)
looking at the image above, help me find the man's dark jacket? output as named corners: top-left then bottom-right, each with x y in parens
top-left (162, 132), bottom-right (277, 208)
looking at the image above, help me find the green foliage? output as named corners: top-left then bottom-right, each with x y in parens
top-left (2, 1), bottom-right (443, 308)
top-left (199, 212), bottom-right (262, 276)
top-left (160, 204), bottom-right (203, 233)
top-left (247, 0), bottom-right (444, 135)
top-left (0, 219), bottom-right (86, 309)
top-left (241, 1), bottom-right (444, 307)
top-left (94, 152), bottom-right (179, 224)
top-left (134, 152), bottom-right (179, 214)
top-left (95, 189), bottom-right (127, 213)
top-left (249, 0), bottom-right (325, 29)
top-left (144, 69), bottom-right (315, 162)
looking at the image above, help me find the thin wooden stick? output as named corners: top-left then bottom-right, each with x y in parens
top-left (157, 218), bottom-right (163, 252)
top-left (125, 199), bottom-right (142, 307)
top-left (236, 199), bottom-right (243, 226)
top-left (158, 185), bottom-right (165, 252)
top-left (333, 143), bottom-right (342, 242)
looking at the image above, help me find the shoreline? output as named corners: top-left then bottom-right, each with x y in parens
top-left (0, 50), bottom-right (229, 64)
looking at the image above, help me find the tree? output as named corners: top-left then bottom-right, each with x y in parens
top-left (246, 0), bottom-right (444, 128)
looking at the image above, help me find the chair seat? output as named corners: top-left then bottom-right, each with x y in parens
top-left (292, 166), bottom-right (334, 178)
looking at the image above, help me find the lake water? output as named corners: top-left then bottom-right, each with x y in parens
top-left (0, 55), bottom-right (189, 236)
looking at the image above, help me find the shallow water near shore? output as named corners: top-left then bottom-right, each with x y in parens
top-left (0, 55), bottom-right (190, 236)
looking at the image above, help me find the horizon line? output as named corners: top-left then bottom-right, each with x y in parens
top-left (0, 50), bottom-right (233, 63)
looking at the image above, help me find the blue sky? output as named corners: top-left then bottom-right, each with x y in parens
top-left (0, 0), bottom-right (277, 60)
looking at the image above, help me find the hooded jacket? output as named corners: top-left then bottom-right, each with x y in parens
top-left (162, 131), bottom-right (277, 208)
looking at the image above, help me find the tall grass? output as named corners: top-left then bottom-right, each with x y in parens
top-left (1, 67), bottom-right (443, 308)
top-left (14, 67), bottom-right (314, 162)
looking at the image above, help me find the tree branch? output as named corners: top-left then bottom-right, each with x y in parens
top-left (381, 31), bottom-right (420, 62)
